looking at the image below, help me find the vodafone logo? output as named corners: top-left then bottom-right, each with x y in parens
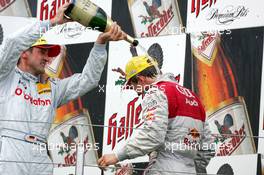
top-left (15, 88), bottom-right (51, 106)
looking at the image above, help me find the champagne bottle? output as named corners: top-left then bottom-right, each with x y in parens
top-left (191, 33), bottom-right (256, 156)
top-left (64, 0), bottom-right (139, 46)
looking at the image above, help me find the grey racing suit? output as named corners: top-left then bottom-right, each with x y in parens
top-left (0, 21), bottom-right (107, 175)
top-left (116, 73), bottom-right (215, 175)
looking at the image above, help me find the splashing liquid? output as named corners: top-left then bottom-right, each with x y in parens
top-left (137, 43), bottom-right (162, 76)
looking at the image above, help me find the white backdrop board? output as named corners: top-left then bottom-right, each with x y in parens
top-left (103, 34), bottom-right (186, 166)
top-left (187, 0), bottom-right (264, 33)
top-left (207, 154), bottom-right (258, 175)
top-left (37, 0), bottom-right (113, 44)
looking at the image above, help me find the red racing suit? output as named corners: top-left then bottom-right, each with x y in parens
top-left (116, 73), bottom-right (215, 175)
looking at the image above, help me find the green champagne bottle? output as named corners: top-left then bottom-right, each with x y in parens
top-left (64, 0), bottom-right (138, 46)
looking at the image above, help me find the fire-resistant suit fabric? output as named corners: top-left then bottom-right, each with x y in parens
top-left (116, 73), bottom-right (215, 175)
top-left (0, 21), bottom-right (107, 175)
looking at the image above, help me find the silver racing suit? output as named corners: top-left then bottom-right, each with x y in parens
top-left (0, 21), bottom-right (107, 175)
top-left (116, 73), bottom-right (215, 175)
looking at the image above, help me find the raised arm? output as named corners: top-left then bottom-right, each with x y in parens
top-left (0, 21), bottom-right (49, 80)
top-left (54, 22), bottom-right (125, 107)
top-left (54, 43), bottom-right (107, 106)
top-left (0, 3), bottom-right (70, 81)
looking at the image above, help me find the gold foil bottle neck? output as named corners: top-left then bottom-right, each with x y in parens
top-left (105, 17), bottom-right (113, 32)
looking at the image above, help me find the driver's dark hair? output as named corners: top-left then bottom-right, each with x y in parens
top-left (129, 65), bottom-right (158, 84)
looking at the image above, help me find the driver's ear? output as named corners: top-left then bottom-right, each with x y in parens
top-left (20, 51), bottom-right (27, 59)
top-left (19, 49), bottom-right (31, 66)
top-left (20, 49), bottom-right (32, 59)
top-left (137, 75), bottom-right (145, 84)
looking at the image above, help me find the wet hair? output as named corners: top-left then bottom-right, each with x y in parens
top-left (129, 65), bottom-right (158, 84)
top-left (27, 47), bottom-right (33, 52)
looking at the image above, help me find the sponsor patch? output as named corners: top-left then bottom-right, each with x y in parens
top-left (145, 99), bottom-right (158, 109)
top-left (145, 111), bottom-right (155, 121)
top-left (36, 81), bottom-right (51, 94)
top-left (15, 87), bottom-right (51, 106)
